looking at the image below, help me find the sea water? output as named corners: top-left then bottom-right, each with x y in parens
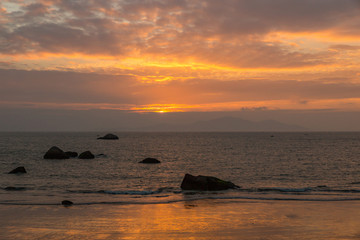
top-left (1, 132), bottom-right (360, 205)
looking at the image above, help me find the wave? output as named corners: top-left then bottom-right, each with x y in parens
top-left (3, 185), bottom-right (360, 206)
top-left (4, 185), bottom-right (360, 196)
top-left (239, 187), bottom-right (360, 194)
top-left (253, 187), bottom-right (313, 193)
top-left (2, 194), bottom-right (360, 206)
top-left (66, 187), bottom-right (179, 196)
top-left (66, 186), bottom-right (360, 196)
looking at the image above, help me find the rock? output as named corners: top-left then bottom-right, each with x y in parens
top-left (61, 200), bottom-right (73, 206)
top-left (97, 133), bottom-right (119, 140)
top-left (65, 151), bottom-right (78, 158)
top-left (180, 173), bottom-right (238, 191)
top-left (78, 151), bottom-right (95, 159)
top-left (8, 166), bottom-right (27, 174)
top-left (44, 146), bottom-right (69, 159)
top-left (139, 158), bottom-right (161, 164)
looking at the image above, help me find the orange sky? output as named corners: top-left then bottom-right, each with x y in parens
top-left (1, 0), bottom-right (360, 113)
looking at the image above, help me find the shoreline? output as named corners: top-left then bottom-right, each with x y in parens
top-left (1, 199), bottom-right (360, 239)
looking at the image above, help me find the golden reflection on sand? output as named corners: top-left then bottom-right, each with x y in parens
top-left (2, 200), bottom-right (360, 239)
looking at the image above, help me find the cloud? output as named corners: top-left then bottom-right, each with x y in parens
top-left (0, 60), bottom-right (14, 67)
top-left (1, 68), bottom-right (360, 111)
top-left (329, 44), bottom-right (360, 51)
top-left (135, 78), bottom-right (360, 104)
top-left (1, 0), bottom-right (359, 114)
top-left (0, 69), bottom-right (138, 104)
top-left (1, 0), bottom-right (359, 69)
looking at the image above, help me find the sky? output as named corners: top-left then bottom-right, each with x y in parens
top-left (1, 0), bottom-right (360, 131)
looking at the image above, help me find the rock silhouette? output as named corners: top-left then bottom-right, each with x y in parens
top-left (78, 151), bottom-right (95, 159)
top-left (8, 166), bottom-right (27, 174)
top-left (44, 146), bottom-right (69, 159)
top-left (180, 173), bottom-right (238, 191)
top-left (139, 158), bottom-right (161, 164)
top-left (61, 200), bottom-right (73, 206)
top-left (97, 133), bottom-right (119, 140)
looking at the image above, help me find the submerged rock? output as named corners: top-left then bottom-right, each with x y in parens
top-left (180, 173), bottom-right (238, 191)
top-left (65, 151), bottom-right (78, 158)
top-left (96, 153), bottom-right (107, 158)
top-left (139, 158), bottom-right (161, 164)
top-left (44, 146), bottom-right (69, 159)
top-left (78, 151), bottom-right (95, 159)
top-left (97, 133), bottom-right (119, 140)
top-left (8, 166), bottom-right (27, 174)
top-left (61, 200), bottom-right (73, 206)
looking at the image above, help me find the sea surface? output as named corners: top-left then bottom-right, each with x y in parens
top-left (1, 132), bottom-right (360, 205)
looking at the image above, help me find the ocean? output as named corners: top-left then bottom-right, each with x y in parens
top-left (1, 132), bottom-right (360, 205)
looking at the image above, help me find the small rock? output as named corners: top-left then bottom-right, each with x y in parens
top-left (8, 166), bottom-right (27, 174)
top-left (44, 146), bottom-right (69, 159)
top-left (97, 133), bottom-right (119, 140)
top-left (65, 151), bottom-right (78, 158)
top-left (139, 158), bottom-right (161, 164)
top-left (78, 151), bottom-right (95, 159)
top-left (5, 186), bottom-right (26, 191)
top-left (180, 173), bottom-right (238, 191)
top-left (61, 200), bottom-right (73, 206)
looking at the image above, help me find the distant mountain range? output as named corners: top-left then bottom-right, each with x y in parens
top-left (135, 116), bottom-right (306, 132)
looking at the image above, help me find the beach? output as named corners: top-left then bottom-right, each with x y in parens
top-left (2, 0), bottom-right (360, 237)
top-left (2, 199), bottom-right (360, 240)
top-left (2, 132), bottom-right (360, 239)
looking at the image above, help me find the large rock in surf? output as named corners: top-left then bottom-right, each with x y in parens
top-left (44, 146), bottom-right (69, 159)
top-left (97, 133), bottom-right (119, 140)
top-left (78, 151), bottom-right (95, 159)
top-left (180, 173), bottom-right (238, 191)
top-left (139, 157), bottom-right (161, 164)
top-left (8, 166), bottom-right (27, 174)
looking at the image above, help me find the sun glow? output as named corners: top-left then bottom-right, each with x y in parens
top-left (131, 104), bottom-right (188, 113)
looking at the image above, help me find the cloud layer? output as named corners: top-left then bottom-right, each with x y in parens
top-left (1, 0), bottom-right (360, 112)
top-left (1, 69), bottom-right (360, 112)
top-left (1, 0), bottom-right (360, 67)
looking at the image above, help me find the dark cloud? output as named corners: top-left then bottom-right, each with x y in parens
top-left (329, 44), bottom-right (360, 51)
top-left (23, 3), bottom-right (49, 18)
top-left (0, 60), bottom-right (14, 68)
top-left (0, 69), bottom-right (137, 104)
top-left (1, 69), bottom-right (359, 106)
top-left (1, 107), bottom-right (360, 131)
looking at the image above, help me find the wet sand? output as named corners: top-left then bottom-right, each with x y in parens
top-left (1, 199), bottom-right (360, 239)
